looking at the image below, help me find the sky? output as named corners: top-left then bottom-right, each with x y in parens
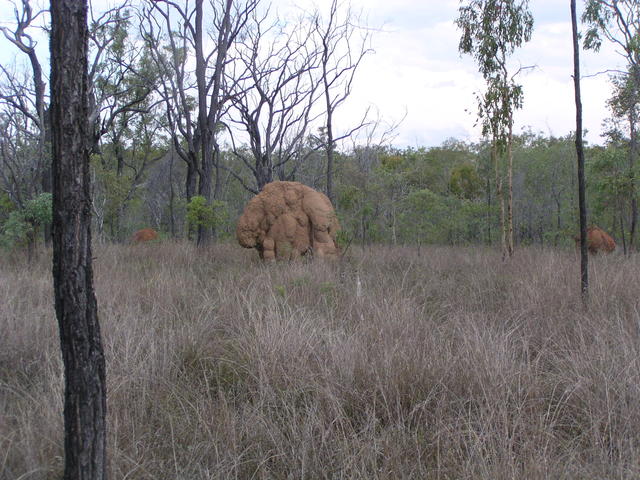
top-left (0, 0), bottom-right (627, 149)
top-left (274, 0), bottom-right (625, 148)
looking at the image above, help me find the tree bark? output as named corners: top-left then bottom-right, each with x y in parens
top-left (486, 174), bottom-right (492, 245)
top-left (628, 106), bottom-right (637, 252)
top-left (50, 1), bottom-right (107, 478)
top-left (507, 121), bottom-right (514, 257)
top-left (493, 141), bottom-right (507, 260)
top-left (571, 0), bottom-right (589, 303)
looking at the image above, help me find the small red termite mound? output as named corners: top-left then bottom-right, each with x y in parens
top-left (131, 228), bottom-right (159, 244)
top-left (574, 225), bottom-right (616, 254)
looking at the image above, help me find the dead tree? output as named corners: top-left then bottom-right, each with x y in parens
top-left (1, 1), bottom-right (50, 239)
top-left (50, 0), bottom-right (106, 478)
top-left (141, 0), bottom-right (258, 244)
top-left (313, 0), bottom-right (372, 205)
top-left (224, 9), bottom-right (322, 193)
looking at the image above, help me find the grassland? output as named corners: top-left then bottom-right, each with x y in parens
top-left (1, 243), bottom-right (640, 479)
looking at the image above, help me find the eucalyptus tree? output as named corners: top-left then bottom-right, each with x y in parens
top-left (223, 8), bottom-right (322, 193)
top-left (456, 0), bottom-right (533, 259)
top-left (50, 0), bottom-right (106, 477)
top-left (583, 0), bottom-right (640, 251)
top-left (88, 3), bottom-right (157, 148)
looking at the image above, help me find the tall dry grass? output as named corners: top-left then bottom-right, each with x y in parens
top-left (1, 243), bottom-right (640, 479)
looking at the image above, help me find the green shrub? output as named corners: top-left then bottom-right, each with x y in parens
top-left (1, 193), bottom-right (52, 249)
top-left (186, 196), bottom-right (229, 232)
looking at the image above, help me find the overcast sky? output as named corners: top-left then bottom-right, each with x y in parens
top-left (0, 0), bottom-right (625, 149)
top-left (274, 0), bottom-right (624, 148)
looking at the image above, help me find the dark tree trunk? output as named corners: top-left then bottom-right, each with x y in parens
top-left (619, 201), bottom-right (628, 255)
top-left (186, 160), bottom-right (197, 202)
top-left (555, 198), bottom-right (562, 247)
top-left (194, 0), bottom-right (233, 247)
top-left (197, 154), bottom-right (213, 246)
top-left (42, 110), bottom-right (53, 246)
top-left (50, 1), bottom-right (107, 479)
top-left (571, 0), bottom-right (589, 303)
top-left (325, 102), bottom-right (336, 206)
top-left (195, 0), bottom-right (211, 247)
top-left (256, 157), bottom-right (273, 191)
top-left (486, 175), bottom-right (492, 245)
top-left (169, 149), bottom-right (176, 239)
top-left (628, 107), bottom-right (637, 252)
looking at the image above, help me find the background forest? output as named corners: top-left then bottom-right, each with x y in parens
top-left (5, 1), bottom-right (640, 478)
top-left (0, 0), bottom-right (637, 254)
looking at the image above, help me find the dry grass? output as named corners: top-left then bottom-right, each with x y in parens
top-left (2, 243), bottom-right (640, 479)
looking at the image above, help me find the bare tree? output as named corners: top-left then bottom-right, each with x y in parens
top-left (224, 8), bottom-right (322, 193)
top-left (1, 0), bottom-right (155, 247)
top-left (313, 0), bottom-right (372, 205)
top-left (50, 0), bottom-right (106, 478)
top-left (0, 76), bottom-right (41, 207)
top-left (1, 1), bottom-right (50, 205)
top-left (141, 0), bottom-right (258, 244)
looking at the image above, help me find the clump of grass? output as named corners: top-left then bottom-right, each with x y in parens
top-left (2, 242), bottom-right (640, 479)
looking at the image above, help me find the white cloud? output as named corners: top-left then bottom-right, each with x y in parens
top-left (327, 1), bottom-right (625, 147)
top-left (0, 0), bottom-right (627, 148)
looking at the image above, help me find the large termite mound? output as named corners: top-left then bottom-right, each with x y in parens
top-left (236, 181), bottom-right (340, 260)
top-left (574, 225), bottom-right (616, 254)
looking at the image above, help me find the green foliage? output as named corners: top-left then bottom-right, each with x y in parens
top-left (581, 0), bottom-right (640, 54)
top-left (450, 163), bottom-right (482, 200)
top-left (380, 154), bottom-right (404, 172)
top-left (274, 285), bottom-right (286, 298)
top-left (588, 145), bottom-right (632, 224)
top-left (0, 193), bottom-right (15, 223)
top-left (457, 0), bottom-right (534, 77)
top-left (0, 193), bottom-right (52, 249)
top-left (398, 188), bottom-right (482, 245)
top-left (337, 185), bottom-right (365, 211)
top-left (186, 196), bottom-right (229, 231)
top-left (457, 0), bottom-right (533, 144)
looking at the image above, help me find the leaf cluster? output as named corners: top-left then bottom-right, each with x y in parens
top-left (0, 192), bottom-right (51, 248)
top-left (186, 195), bottom-right (229, 230)
top-left (456, 0), bottom-right (533, 140)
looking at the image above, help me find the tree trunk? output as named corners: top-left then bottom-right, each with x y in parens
top-left (256, 156), bottom-right (273, 192)
top-left (619, 201), bottom-right (628, 255)
top-left (195, 0), bottom-right (211, 247)
top-left (555, 197), bottom-right (562, 247)
top-left (169, 148), bottom-right (176, 239)
top-left (493, 141), bottom-right (507, 260)
top-left (50, 1), bottom-right (106, 479)
top-left (571, 0), bottom-right (589, 303)
top-left (628, 107), bottom-right (637, 252)
top-left (197, 151), bottom-right (213, 246)
top-left (486, 174), bottom-right (492, 245)
top-left (325, 98), bottom-right (336, 206)
top-left (506, 122), bottom-right (514, 257)
top-left (42, 110), bottom-right (53, 246)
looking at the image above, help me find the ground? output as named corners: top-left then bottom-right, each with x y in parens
top-left (1, 243), bottom-right (639, 479)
